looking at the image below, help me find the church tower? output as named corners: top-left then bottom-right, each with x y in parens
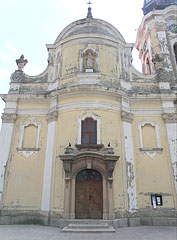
top-left (135, 0), bottom-right (177, 89)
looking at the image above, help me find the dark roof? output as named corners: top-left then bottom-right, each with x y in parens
top-left (143, 0), bottom-right (177, 15)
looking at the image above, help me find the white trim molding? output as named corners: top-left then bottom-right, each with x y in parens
top-left (163, 113), bottom-right (177, 194)
top-left (0, 122), bottom-right (15, 206)
top-left (138, 120), bottom-right (163, 159)
top-left (41, 120), bottom-right (57, 211)
top-left (17, 121), bottom-right (41, 158)
top-left (122, 121), bottom-right (138, 212)
top-left (77, 110), bottom-right (101, 144)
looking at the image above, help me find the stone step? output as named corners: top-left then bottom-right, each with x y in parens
top-left (61, 221), bottom-right (116, 233)
top-left (61, 219), bottom-right (113, 225)
top-left (67, 223), bottom-right (110, 229)
top-left (62, 226), bottom-right (115, 233)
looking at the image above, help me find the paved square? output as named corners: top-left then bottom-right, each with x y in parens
top-left (0, 225), bottom-right (176, 240)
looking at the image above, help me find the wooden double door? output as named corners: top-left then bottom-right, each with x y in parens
top-left (75, 169), bottom-right (103, 219)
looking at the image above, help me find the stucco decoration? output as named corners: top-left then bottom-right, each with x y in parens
top-left (156, 68), bottom-right (170, 82)
top-left (10, 70), bottom-right (25, 83)
top-left (152, 53), bottom-right (163, 64)
top-left (17, 121), bottom-right (41, 158)
top-left (46, 110), bottom-right (58, 123)
top-left (1, 113), bottom-right (17, 123)
top-left (121, 111), bottom-right (134, 123)
top-left (77, 111), bottom-right (101, 144)
top-left (138, 121), bottom-right (163, 159)
top-left (162, 113), bottom-right (177, 123)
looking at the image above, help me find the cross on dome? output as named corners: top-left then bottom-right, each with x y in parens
top-left (86, 0), bottom-right (93, 18)
top-left (87, 1), bottom-right (92, 7)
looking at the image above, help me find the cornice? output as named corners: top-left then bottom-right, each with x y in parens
top-left (1, 85), bottom-right (176, 106)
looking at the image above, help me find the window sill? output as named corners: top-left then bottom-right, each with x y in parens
top-left (17, 148), bottom-right (40, 158)
top-left (139, 148), bottom-right (163, 159)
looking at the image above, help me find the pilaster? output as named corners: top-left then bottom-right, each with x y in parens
top-left (163, 113), bottom-right (177, 194)
top-left (41, 110), bottom-right (58, 211)
top-left (0, 113), bottom-right (17, 207)
top-left (121, 111), bottom-right (138, 212)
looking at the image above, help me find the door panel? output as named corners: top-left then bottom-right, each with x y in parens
top-left (75, 169), bottom-right (102, 219)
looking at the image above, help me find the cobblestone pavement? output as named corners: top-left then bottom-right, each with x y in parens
top-left (0, 225), bottom-right (176, 240)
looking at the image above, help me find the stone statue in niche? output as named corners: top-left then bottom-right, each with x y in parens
top-left (84, 51), bottom-right (95, 72)
top-left (86, 52), bottom-right (94, 68)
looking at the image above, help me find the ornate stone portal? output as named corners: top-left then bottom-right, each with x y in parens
top-left (59, 145), bottom-right (119, 219)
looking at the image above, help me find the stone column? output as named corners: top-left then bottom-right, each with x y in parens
top-left (0, 113), bottom-right (17, 207)
top-left (121, 111), bottom-right (138, 212)
top-left (163, 113), bottom-right (177, 194)
top-left (41, 111), bottom-right (58, 211)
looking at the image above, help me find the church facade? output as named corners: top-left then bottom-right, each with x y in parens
top-left (0, 1), bottom-right (176, 227)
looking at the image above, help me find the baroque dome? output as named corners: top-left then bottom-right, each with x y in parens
top-left (54, 17), bottom-right (125, 44)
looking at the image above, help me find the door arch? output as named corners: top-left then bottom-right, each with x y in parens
top-left (75, 169), bottom-right (103, 219)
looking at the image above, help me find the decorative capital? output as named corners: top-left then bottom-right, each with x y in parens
top-left (121, 111), bottom-right (134, 123)
top-left (46, 110), bottom-right (58, 123)
top-left (16, 55), bottom-right (28, 71)
top-left (1, 113), bottom-right (17, 123)
top-left (162, 113), bottom-right (177, 123)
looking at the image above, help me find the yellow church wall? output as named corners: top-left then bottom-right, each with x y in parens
top-left (131, 102), bottom-right (162, 110)
top-left (2, 115), bottom-right (48, 210)
top-left (61, 42), bottom-right (120, 79)
top-left (98, 45), bottom-right (120, 77)
top-left (58, 95), bottom-right (121, 106)
top-left (50, 108), bottom-right (128, 212)
top-left (132, 115), bottom-right (176, 209)
top-left (61, 44), bottom-right (83, 77)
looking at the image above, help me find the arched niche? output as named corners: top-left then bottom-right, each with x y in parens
top-left (80, 48), bottom-right (99, 73)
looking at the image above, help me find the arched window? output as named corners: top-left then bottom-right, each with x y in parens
top-left (174, 43), bottom-right (177, 64)
top-left (81, 118), bottom-right (97, 144)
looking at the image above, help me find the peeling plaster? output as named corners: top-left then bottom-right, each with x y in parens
top-left (123, 121), bottom-right (138, 212)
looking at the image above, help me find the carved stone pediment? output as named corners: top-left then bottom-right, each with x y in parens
top-left (59, 146), bottom-right (119, 181)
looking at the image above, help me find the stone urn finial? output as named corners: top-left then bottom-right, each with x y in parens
top-left (16, 55), bottom-right (28, 71)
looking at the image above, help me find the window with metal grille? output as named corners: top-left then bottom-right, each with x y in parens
top-left (81, 118), bottom-right (97, 144)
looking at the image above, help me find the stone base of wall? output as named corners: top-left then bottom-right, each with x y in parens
top-left (0, 209), bottom-right (176, 228)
